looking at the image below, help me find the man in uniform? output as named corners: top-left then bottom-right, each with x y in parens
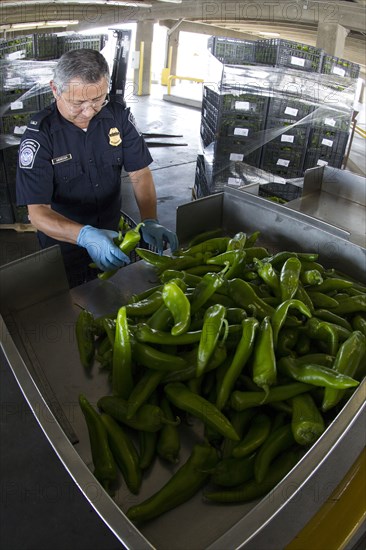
top-left (16, 48), bottom-right (178, 287)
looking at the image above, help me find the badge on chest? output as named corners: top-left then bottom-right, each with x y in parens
top-left (108, 127), bottom-right (122, 146)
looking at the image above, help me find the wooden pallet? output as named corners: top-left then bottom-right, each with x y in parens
top-left (0, 223), bottom-right (37, 232)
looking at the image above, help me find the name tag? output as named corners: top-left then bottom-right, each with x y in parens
top-left (52, 154), bottom-right (72, 165)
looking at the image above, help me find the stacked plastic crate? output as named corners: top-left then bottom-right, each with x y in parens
top-left (257, 39), bottom-right (323, 178)
top-left (302, 54), bottom-right (359, 171)
top-left (0, 33), bottom-right (107, 223)
top-left (197, 38), bottom-right (264, 197)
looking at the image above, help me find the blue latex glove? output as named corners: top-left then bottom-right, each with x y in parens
top-left (141, 219), bottom-right (179, 254)
top-left (77, 225), bottom-right (131, 271)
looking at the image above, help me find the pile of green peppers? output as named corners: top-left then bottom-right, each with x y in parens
top-left (76, 228), bottom-right (366, 524)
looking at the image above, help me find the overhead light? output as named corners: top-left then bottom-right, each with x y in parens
top-left (3, 20), bottom-right (79, 31)
top-left (156, 0), bottom-right (182, 3)
top-left (258, 32), bottom-right (280, 37)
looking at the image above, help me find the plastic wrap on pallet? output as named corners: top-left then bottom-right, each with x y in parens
top-left (0, 59), bottom-right (56, 144)
top-left (201, 64), bottom-right (357, 182)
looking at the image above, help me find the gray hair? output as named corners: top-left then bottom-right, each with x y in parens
top-left (53, 48), bottom-right (110, 94)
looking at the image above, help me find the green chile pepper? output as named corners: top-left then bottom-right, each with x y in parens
top-left (75, 309), bottom-right (96, 371)
top-left (245, 230), bottom-right (261, 247)
top-left (197, 304), bottom-right (227, 377)
top-left (126, 369), bottom-right (165, 419)
top-left (126, 443), bottom-right (218, 523)
top-left (79, 394), bottom-right (117, 494)
top-left (232, 412), bottom-right (272, 458)
top-left (98, 222), bottom-right (145, 280)
top-left (132, 340), bottom-right (188, 371)
top-left (228, 278), bottom-right (274, 319)
top-left (307, 278), bottom-right (353, 293)
top-left (307, 291), bottom-right (339, 309)
top-left (290, 393), bottom-right (325, 446)
top-left (157, 397), bottom-right (181, 464)
top-left (300, 269), bottom-right (323, 286)
top-left (230, 382), bottom-right (313, 410)
top-left (204, 450), bottom-right (299, 503)
top-left (276, 327), bottom-right (299, 357)
top-left (162, 280), bottom-right (191, 335)
top-left (322, 330), bottom-right (366, 412)
top-left (182, 237), bottom-right (230, 257)
top-left (266, 251), bottom-right (319, 267)
top-left (280, 256), bottom-right (302, 301)
top-left (314, 309), bottom-right (353, 332)
top-left (97, 395), bottom-right (179, 432)
top-left (138, 430), bottom-right (158, 470)
top-left (216, 317), bottom-right (259, 410)
top-left (190, 268), bottom-right (229, 315)
top-left (278, 356), bottom-right (359, 389)
top-left (210, 453), bottom-right (256, 488)
top-left (352, 314), bottom-right (366, 336)
top-left (134, 323), bottom-right (202, 346)
top-left (252, 316), bottom-right (277, 394)
top-left (164, 383), bottom-right (240, 441)
top-left (221, 409), bottom-right (257, 458)
top-left (254, 423), bottom-right (295, 483)
top-left (227, 231), bottom-right (247, 250)
top-left (187, 229), bottom-right (224, 247)
top-left (271, 299), bottom-right (312, 347)
top-left (254, 258), bottom-right (281, 298)
top-left (100, 413), bottom-right (142, 494)
top-left (112, 306), bottom-right (133, 399)
top-left (125, 290), bottom-right (164, 317)
top-left (147, 303), bottom-right (173, 331)
top-left (329, 295), bottom-right (366, 315)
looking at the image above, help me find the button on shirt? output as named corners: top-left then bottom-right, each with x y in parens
top-left (16, 100), bottom-right (153, 249)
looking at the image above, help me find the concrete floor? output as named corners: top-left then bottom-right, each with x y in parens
top-left (1, 86), bottom-right (365, 550)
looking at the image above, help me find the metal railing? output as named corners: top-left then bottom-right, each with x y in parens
top-left (167, 75), bottom-right (204, 95)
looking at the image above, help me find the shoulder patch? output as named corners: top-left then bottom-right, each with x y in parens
top-left (128, 111), bottom-right (141, 135)
top-left (19, 139), bottom-right (40, 169)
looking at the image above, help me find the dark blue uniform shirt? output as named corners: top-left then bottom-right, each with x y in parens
top-left (16, 100), bottom-right (153, 248)
top-left (16, 99), bottom-right (153, 286)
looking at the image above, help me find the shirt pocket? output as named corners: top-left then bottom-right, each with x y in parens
top-left (53, 160), bottom-right (86, 204)
top-left (101, 149), bottom-right (123, 171)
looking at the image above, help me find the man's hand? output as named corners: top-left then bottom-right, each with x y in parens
top-left (77, 225), bottom-right (131, 270)
top-left (141, 219), bottom-right (179, 255)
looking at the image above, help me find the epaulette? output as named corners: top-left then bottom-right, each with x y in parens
top-left (27, 106), bottom-right (53, 131)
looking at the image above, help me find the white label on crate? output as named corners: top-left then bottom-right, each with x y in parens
top-left (14, 125), bottom-right (27, 135)
top-left (10, 101), bottom-right (23, 110)
top-left (281, 134), bottom-right (295, 143)
top-left (230, 153), bottom-right (244, 161)
top-left (228, 177), bottom-right (241, 187)
top-left (284, 106), bottom-right (298, 117)
top-left (317, 159), bottom-right (328, 166)
top-left (203, 108), bottom-right (207, 117)
top-left (291, 56), bottom-right (306, 67)
top-left (324, 117), bottom-right (336, 127)
top-left (234, 128), bottom-right (249, 136)
top-left (277, 158), bottom-right (290, 167)
top-left (235, 101), bottom-right (250, 111)
top-left (321, 138), bottom-right (334, 147)
top-left (333, 67), bottom-right (345, 77)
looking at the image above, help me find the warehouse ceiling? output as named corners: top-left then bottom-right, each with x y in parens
top-left (1, 0), bottom-right (366, 69)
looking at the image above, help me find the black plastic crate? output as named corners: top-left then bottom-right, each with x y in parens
top-left (194, 156), bottom-right (211, 198)
top-left (259, 182), bottom-right (303, 202)
top-left (265, 119), bottom-right (310, 148)
top-left (309, 109), bottom-right (352, 133)
top-left (0, 36), bottom-right (34, 60)
top-left (255, 39), bottom-right (323, 73)
top-left (321, 54), bottom-right (360, 80)
top-left (0, 112), bottom-right (33, 135)
top-left (260, 142), bottom-right (305, 178)
top-left (202, 95), bottom-right (268, 135)
top-left (308, 129), bottom-right (349, 156)
top-left (207, 36), bottom-right (256, 65)
top-left (267, 96), bottom-right (315, 122)
top-left (303, 149), bottom-right (344, 171)
top-left (211, 136), bottom-right (262, 168)
top-left (200, 119), bottom-right (216, 149)
top-left (33, 34), bottom-right (58, 60)
top-left (57, 34), bottom-right (107, 56)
